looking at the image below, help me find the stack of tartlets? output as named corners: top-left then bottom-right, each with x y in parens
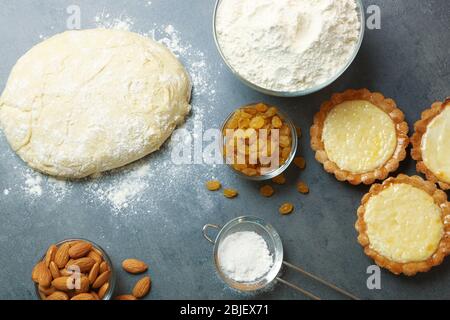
top-left (311, 90), bottom-right (450, 276)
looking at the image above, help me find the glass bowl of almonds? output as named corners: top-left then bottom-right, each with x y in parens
top-left (33, 239), bottom-right (116, 300)
top-left (221, 103), bottom-right (298, 181)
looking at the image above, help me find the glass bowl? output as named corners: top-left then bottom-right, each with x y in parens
top-left (205, 216), bottom-right (284, 292)
top-left (34, 238), bottom-right (116, 300)
top-left (220, 104), bottom-right (298, 181)
top-left (212, 0), bottom-right (365, 97)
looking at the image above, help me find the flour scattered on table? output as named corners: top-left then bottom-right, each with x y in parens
top-left (47, 178), bottom-right (70, 200)
top-left (88, 163), bottom-right (151, 210)
top-left (20, 170), bottom-right (71, 200)
top-left (94, 11), bottom-right (134, 31)
top-left (23, 171), bottom-right (43, 197)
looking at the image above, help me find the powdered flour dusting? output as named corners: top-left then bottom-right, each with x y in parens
top-left (23, 171), bottom-right (43, 197)
top-left (218, 231), bottom-right (274, 282)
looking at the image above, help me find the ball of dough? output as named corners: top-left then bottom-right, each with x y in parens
top-left (0, 29), bottom-right (191, 178)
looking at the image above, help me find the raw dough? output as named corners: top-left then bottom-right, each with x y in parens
top-left (0, 29), bottom-right (191, 178)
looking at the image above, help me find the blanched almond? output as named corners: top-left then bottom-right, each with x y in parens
top-left (122, 259), bottom-right (148, 274)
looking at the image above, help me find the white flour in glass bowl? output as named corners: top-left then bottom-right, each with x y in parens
top-left (215, 0), bottom-right (362, 94)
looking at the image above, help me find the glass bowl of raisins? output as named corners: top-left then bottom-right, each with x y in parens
top-left (221, 103), bottom-right (298, 181)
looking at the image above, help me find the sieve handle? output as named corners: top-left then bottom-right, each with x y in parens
top-left (276, 277), bottom-right (321, 300)
top-left (281, 261), bottom-right (360, 300)
top-left (202, 224), bottom-right (221, 244)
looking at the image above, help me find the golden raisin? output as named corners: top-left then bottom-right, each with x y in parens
top-left (281, 147), bottom-right (291, 160)
top-left (244, 128), bottom-right (257, 140)
top-left (206, 180), bottom-right (221, 191)
top-left (255, 103), bottom-right (269, 113)
top-left (296, 126), bottom-right (302, 138)
top-left (279, 136), bottom-right (291, 148)
top-left (224, 188), bottom-right (238, 199)
top-left (238, 118), bottom-right (250, 129)
top-left (239, 111), bottom-right (253, 119)
top-left (260, 185), bottom-right (275, 197)
top-left (244, 107), bottom-right (258, 115)
top-left (279, 203), bottom-right (294, 215)
top-left (280, 124), bottom-right (291, 136)
top-left (264, 107), bottom-right (278, 118)
top-left (232, 163), bottom-right (247, 171)
top-left (250, 116), bottom-right (265, 129)
top-left (272, 116), bottom-right (283, 129)
top-left (297, 181), bottom-right (309, 194)
top-left (294, 157), bottom-right (306, 169)
top-left (242, 168), bottom-right (258, 177)
top-left (226, 117), bottom-right (239, 130)
top-left (272, 174), bottom-right (286, 185)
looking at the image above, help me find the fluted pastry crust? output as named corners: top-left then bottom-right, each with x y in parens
top-left (411, 99), bottom-right (450, 190)
top-left (355, 174), bottom-right (450, 276)
top-left (310, 89), bottom-right (409, 185)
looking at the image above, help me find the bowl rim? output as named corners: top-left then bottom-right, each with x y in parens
top-left (212, 0), bottom-right (366, 97)
top-left (220, 103), bottom-right (298, 181)
top-left (212, 216), bottom-right (284, 292)
top-left (34, 238), bottom-right (116, 300)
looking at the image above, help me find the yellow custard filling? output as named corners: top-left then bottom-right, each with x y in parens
top-left (322, 100), bottom-right (397, 174)
top-left (365, 183), bottom-right (443, 263)
top-left (422, 106), bottom-right (450, 184)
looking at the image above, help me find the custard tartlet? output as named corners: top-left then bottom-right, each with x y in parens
top-left (412, 99), bottom-right (450, 190)
top-left (311, 89), bottom-right (409, 185)
top-left (355, 174), bottom-right (450, 276)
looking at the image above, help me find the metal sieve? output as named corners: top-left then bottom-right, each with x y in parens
top-left (203, 216), bottom-right (359, 300)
